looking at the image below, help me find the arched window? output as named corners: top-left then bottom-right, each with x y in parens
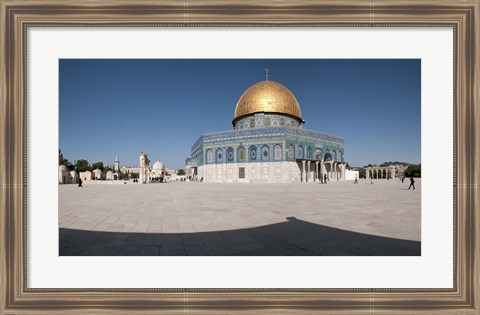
top-left (338, 151), bottom-right (343, 161)
top-left (297, 146), bottom-right (304, 159)
top-left (249, 145), bottom-right (257, 161)
top-left (261, 145), bottom-right (269, 161)
top-left (288, 145), bottom-right (294, 161)
top-left (274, 144), bottom-right (282, 161)
top-left (332, 150), bottom-right (337, 161)
top-left (237, 146), bottom-right (245, 163)
top-left (206, 149), bottom-right (213, 163)
top-left (324, 153), bottom-right (332, 161)
top-left (314, 149), bottom-right (322, 160)
top-left (307, 147), bottom-right (312, 159)
top-left (226, 147), bottom-right (234, 162)
top-left (216, 148), bottom-right (223, 163)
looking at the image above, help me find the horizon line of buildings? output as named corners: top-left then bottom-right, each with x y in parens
top-left (58, 155), bottom-right (184, 184)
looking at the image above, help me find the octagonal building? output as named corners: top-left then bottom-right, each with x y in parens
top-left (185, 71), bottom-right (347, 183)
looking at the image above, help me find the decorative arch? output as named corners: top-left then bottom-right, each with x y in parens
top-left (324, 153), bottom-right (332, 161)
top-left (261, 145), bottom-right (269, 161)
top-left (226, 147), bottom-right (234, 162)
top-left (297, 145), bottom-right (304, 159)
top-left (274, 144), bottom-right (282, 161)
top-left (249, 145), bottom-right (257, 161)
top-left (206, 149), bottom-right (213, 163)
top-left (314, 149), bottom-right (322, 160)
top-left (307, 146), bottom-right (313, 159)
top-left (216, 148), bottom-right (223, 163)
top-left (332, 150), bottom-right (337, 162)
top-left (237, 146), bottom-right (245, 163)
top-left (288, 145), bottom-right (295, 161)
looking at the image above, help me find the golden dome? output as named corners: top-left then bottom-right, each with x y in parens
top-left (234, 78), bottom-right (302, 121)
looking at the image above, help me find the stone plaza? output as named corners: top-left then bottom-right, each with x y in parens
top-left (59, 179), bottom-right (421, 256)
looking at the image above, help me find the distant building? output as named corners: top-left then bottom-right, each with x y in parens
top-left (365, 164), bottom-right (406, 179)
top-left (58, 165), bottom-right (77, 184)
top-left (105, 170), bottom-right (116, 180)
top-left (120, 166), bottom-right (141, 175)
top-left (92, 169), bottom-right (103, 180)
top-left (114, 156), bottom-right (120, 172)
top-left (150, 160), bottom-right (165, 182)
top-left (79, 170), bottom-right (93, 182)
top-left (139, 152), bottom-right (150, 184)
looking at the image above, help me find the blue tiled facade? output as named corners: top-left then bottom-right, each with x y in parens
top-left (186, 126), bottom-right (344, 167)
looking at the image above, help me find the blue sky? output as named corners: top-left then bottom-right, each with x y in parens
top-left (59, 59), bottom-right (420, 169)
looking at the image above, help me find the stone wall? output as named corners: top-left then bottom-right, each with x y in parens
top-left (199, 161), bottom-right (302, 183)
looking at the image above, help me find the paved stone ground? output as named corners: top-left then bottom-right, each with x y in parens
top-left (59, 179), bottom-right (421, 256)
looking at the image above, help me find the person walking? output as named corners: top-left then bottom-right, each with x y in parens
top-left (408, 176), bottom-right (415, 190)
top-left (324, 174), bottom-right (327, 184)
top-left (354, 175), bottom-right (358, 184)
top-left (78, 178), bottom-right (83, 187)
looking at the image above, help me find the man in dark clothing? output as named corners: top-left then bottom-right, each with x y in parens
top-left (324, 174), bottom-right (327, 184)
top-left (78, 178), bottom-right (83, 187)
top-left (408, 176), bottom-right (415, 190)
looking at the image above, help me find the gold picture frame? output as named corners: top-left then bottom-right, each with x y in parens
top-left (1, 0), bottom-right (479, 313)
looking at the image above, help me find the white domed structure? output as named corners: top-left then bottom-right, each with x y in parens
top-left (151, 160), bottom-right (165, 181)
top-left (59, 166), bottom-right (78, 184)
top-left (79, 170), bottom-right (92, 181)
top-left (106, 170), bottom-right (114, 180)
top-left (93, 169), bottom-right (103, 180)
top-left (59, 165), bottom-right (70, 184)
top-left (59, 165), bottom-right (68, 172)
top-left (70, 171), bottom-right (78, 183)
top-left (153, 160), bottom-right (164, 171)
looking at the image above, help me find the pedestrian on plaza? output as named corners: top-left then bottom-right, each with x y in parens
top-left (401, 175), bottom-right (405, 183)
top-left (78, 178), bottom-right (82, 187)
top-left (320, 175), bottom-right (323, 184)
top-left (408, 176), bottom-right (415, 190)
top-left (324, 174), bottom-right (327, 184)
top-left (354, 175), bottom-right (358, 184)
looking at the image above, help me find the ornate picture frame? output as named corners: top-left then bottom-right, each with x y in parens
top-left (1, 0), bottom-right (478, 313)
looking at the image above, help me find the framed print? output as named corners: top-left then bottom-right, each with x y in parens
top-left (1, 0), bottom-right (479, 314)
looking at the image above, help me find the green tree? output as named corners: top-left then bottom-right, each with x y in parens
top-left (404, 164), bottom-right (421, 177)
top-left (75, 159), bottom-right (90, 172)
top-left (177, 169), bottom-right (186, 176)
top-left (59, 150), bottom-right (67, 165)
top-left (91, 162), bottom-right (104, 172)
top-left (357, 167), bottom-right (366, 178)
top-left (59, 150), bottom-right (74, 171)
top-left (130, 172), bottom-right (139, 179)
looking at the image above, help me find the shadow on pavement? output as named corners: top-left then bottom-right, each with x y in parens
top-left (59, 217), bottom-right (420, 256)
